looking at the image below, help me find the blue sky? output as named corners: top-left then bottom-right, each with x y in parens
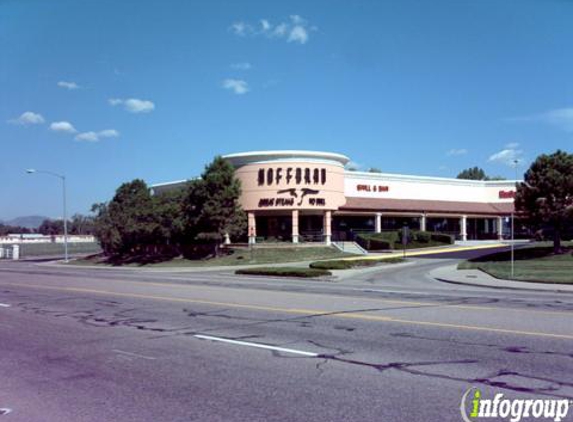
top-left (1, 0), bottom-right (572, 220)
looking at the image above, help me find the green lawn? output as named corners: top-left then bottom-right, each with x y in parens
top-left (70, 246), bottom-right (355, 267)
top-left (458, 242), bottom-right (573, 284)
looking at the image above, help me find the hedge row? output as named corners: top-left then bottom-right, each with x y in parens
top-left (235, 267), bottom-right (332, 278)
top-left (356, 230), bottom-right (454, 251)
top-left (310, 257), bottom-right (405, 270)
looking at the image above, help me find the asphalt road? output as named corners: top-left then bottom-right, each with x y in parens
top-left (0, 252), bottom-right (572, 422)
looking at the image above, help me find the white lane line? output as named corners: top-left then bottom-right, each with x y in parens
top-left (112, 349), bottom-right (157, 360)
top-left (194, 334), bottom-right (318, 357)
top-left (0, 303), bottom-right (10, 308)
top-left (0, 408), bottom-right (12, 415)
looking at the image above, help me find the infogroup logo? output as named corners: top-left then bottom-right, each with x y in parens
top-left (460, 388), bottom-right (571, 422)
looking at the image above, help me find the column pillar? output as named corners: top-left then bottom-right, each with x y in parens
top-left (420, 213), bottom-right (427, 232)
top-left (375, 212), bottom-right (382, 233)
top-left (12, 244), bottom-right (20, 260)
top-left (292, 210), bottom-right (299, 244)
top-left (497, 216), bottom-right (504, 241)
top-left (460, 215), bottom-right (467, 241)
top-left (324, 210), bottom-right (332, 246)
top-left (248, 212), bottom-right (256, 245)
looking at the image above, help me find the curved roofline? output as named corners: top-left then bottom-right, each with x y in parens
top-left (223, 150), bottom-right (350, 167)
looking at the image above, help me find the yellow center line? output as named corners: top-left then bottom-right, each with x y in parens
top-left (2, 272), bottom-right (572, 318)
top-left (343, 243), bottom-right (507, 261)
top-left (1, 281), bottom-right (572, 340)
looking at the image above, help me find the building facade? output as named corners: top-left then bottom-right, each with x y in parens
top-left (153, 150), bottom-right (517, 245)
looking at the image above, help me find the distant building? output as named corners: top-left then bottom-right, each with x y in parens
top-left (0, 234), bottom-right (95, 244)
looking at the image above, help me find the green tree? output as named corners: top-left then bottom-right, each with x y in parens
top-left (368, 167), bottom-right (382, 173)
top-left (153, 188), bottom-right (186, 247)
top-left (456, 167), bottom-right (487, 180)
top-left (70, 214), bottom-right (96, 235)
top-left (0, 224), bottom-right (32, 236)
top-left (456, 167), bottom-right (507, 181)
top-left (38, 219), bottom-right (65, 235)
top-left (515, 150), bottom-right (573, 253)
top-left (184, 156), bottom-right (247, 252)
top-left (92, 179), bottom-right (160, 255)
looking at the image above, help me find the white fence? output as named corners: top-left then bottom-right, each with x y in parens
top-left (0, 245), bottom-right (19, 260)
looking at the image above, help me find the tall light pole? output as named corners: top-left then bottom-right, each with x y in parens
top-left (511, 159), bottom-right (519, 278)
top-left (26, 169), bottom-right (69, 263)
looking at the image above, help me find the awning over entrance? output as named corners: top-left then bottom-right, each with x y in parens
top-left (340, 197), bottom-right (514, 215)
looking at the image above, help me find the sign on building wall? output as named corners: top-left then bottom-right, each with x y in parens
top-left (234, 162), bottom-right (346, 211)
top-left (356, 184), bottom-right (389, 193)
top-left (498, 190), bottom-right (516, 199)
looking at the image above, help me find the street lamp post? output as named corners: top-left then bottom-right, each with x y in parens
top-left (511, 159), bottom-right (519, 278)
top-left (26, 169), bottom-right (69, 263)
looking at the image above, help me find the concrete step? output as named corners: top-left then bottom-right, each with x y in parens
top-left (332, 241), bottom-right (368, 255)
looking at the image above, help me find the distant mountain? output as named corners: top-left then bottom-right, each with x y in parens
top-left (1, 216), bottom-right (49, 229)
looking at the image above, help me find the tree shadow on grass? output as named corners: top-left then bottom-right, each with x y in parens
top-left (469, 246), bottom-right (572, 263)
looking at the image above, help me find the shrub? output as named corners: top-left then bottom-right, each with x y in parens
top-left (414, 231), bottom-right (432, 243)
top-left (430, 233), bottom-right (454, 244)
top-left (310, 258), bottom-right (405, 270)
top-left (310, 260), bottom-right (354, 270)
top-left (356, 231), bottom-right (399, 250)
top-left (235, 267), bottom-right (332, 278)
top-left (356, 231), bottom-right (453, 250)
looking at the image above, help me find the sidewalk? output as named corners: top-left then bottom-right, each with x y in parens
top-left (430, 264), bottom-right (573, 293)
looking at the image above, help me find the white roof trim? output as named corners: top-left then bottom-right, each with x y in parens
top-left (346, 171), bottom-right (520, 187)
top-left (223, 150), bottom-right (350, 167)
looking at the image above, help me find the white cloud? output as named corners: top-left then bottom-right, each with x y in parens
top-left (222, 79), bottom-right (249, 95)
top-left (124, 98), bottom-right (155, 113)
top-left (488, 142), bottom-right (524, 166)
top-left (49, 121), bottom-right (77, 134)
top-left (504, 142), bottom-right (519, 149)
top-left (8, 111), bottom-right (45, 125)
top-left (508, 107), bottom-right (573, 132)
top-left (446, 148), bottom-right (468, 157)
top-left (272, 23), bottom-right (288, 38)
top-left (75, 129), bottom-right (119, 142)
top-left (288, 25), bottom-right (309, 44)
top-left (98, 129), bottom-right (119, 138)
top-left (539, 108), bottom-right (573, 132)
top-left (75, 131), bottom-right (99, 142)
top-left (230, 15), bottom-right (315, 44)
top-left (109, 98), bottom-right (155, 113)
top-left (57, 81), bottom-right (79, 90)
top-left (230, 21), bottom-right (253, 36)
top-left (231, 62), bottom-right (252, 70)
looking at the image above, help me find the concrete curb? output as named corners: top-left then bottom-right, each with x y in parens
top-left (429, 264), bottom-right (573, 294)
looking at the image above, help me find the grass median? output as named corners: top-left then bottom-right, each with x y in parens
top-left (458, 242), bottom-right (573, 284)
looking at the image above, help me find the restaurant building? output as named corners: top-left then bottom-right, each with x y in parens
top-left (152, 150), bottom-right (517, 245)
